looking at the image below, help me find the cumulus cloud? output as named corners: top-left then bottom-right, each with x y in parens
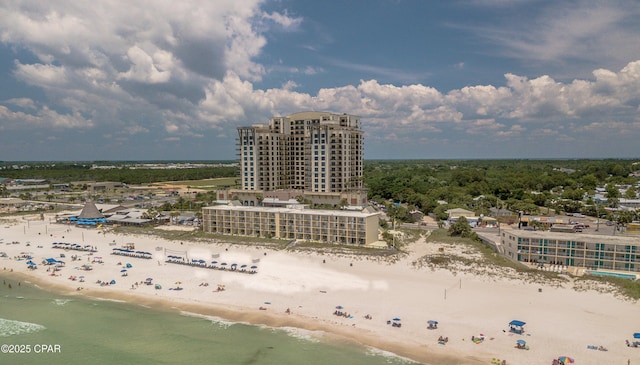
top-left (0, 104), bottom-right (93, 129)
top-left (118, 46), bottom-right (173, 83)
top-left (0, 0), bottom-right (272, 133)
top-left (0, 0), bottom-right (639, 159)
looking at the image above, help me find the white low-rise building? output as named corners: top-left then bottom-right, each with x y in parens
top-left (501, 229), bottom-right (640, 275)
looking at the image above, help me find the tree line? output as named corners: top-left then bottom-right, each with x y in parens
top-left (2, 159), bottom-right (638, 224)
top-left (364, 159), bottom-right (639, 223)
top-left (0, 162), bottom-right (237, 185)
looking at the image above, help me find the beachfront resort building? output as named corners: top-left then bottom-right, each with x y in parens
top-left (217, 111), bottom-right (367, 208)
top-left (203, 111), bottom-right (381, 245)
top-left (238, 111), bottom-right (363, 193)
top-left (202, 205), bottom-right (380, 245)
top-left (501, 230), bottom-right (640, 276)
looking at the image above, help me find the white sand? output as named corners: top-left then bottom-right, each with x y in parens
top-left (1, 213), bottom-right (639, 365)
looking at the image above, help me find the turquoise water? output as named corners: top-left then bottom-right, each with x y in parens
top-left (0, 275), bottom-right (418, 365)
top-left (586, 270), bottom-right (637, 280)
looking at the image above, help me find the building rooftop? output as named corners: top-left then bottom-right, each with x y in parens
top-left (204, 204), bottom-right (379, 218)
top-left (506, 229), bottom-right (640, 244)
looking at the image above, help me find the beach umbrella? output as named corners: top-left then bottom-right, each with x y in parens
top-left (634, 333), bottom-right (640, 339)
top-left (517, 340), bottom-right (526, 345)
top-left (146, 278), bottom-right (153, 282)
top-left (558, 356), bottom-right (574, 363)
top-left (250, 265), bottom-right (258, 269)
top-left (240, 264), bottom-right (247, 268)
top-left (109, 280), bottom-right (116, 285)
top-left (26, 260), bottom-right (36, 265)
top-left (393, 318), bottom-right (401, 321)
top-left (336, 305), bottom-right (344, 310)
top-left (120, 269), bottom-right (127, 272)
top-left (427, 320), bottom-right (438, 325)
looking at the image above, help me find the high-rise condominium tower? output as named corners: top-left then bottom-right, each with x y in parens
top-left (238, 111), bottom-right (363, 193)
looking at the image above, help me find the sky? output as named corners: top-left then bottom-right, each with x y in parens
top-left (1, 0), bottom-right (639, 161)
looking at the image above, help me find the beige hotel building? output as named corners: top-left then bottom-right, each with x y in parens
top-left (203, 111), bottom-right (381, 246)
top-left (237, 111), bottom-right (363, 193)
top-left (202, 205), bottom-right (379, 245)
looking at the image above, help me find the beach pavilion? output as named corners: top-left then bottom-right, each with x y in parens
top-left (508, 320), bottom-right (526, 334)
top-left (69, 201), bottom-right (107, 226)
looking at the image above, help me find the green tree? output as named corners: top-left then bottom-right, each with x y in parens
top-left (624, 186), bottom-right (637, 199)
top-left (448, 216), bottom-right (472, 237)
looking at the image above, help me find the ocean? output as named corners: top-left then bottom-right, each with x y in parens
top-left (0, 275), bottom-right (418, 365)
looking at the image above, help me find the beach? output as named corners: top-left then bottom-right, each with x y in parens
top-left (1, 213), bottom-right (639, 365)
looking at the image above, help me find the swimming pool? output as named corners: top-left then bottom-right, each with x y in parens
top-left (586, 270), bottom-right (638, 280)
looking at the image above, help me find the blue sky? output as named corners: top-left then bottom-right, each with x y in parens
top-left (1, 0), bottom-right (639, 161)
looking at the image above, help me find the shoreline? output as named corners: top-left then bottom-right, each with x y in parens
top-left (2, 213), bottom-right (639, 365)
top-left (0, 270), bottom-right (469, 365)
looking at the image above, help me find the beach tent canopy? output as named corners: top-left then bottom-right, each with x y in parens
top-left (509, 320), bottom-right (526, 334)
top-left (634, 333), bottom-right (640, 339)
